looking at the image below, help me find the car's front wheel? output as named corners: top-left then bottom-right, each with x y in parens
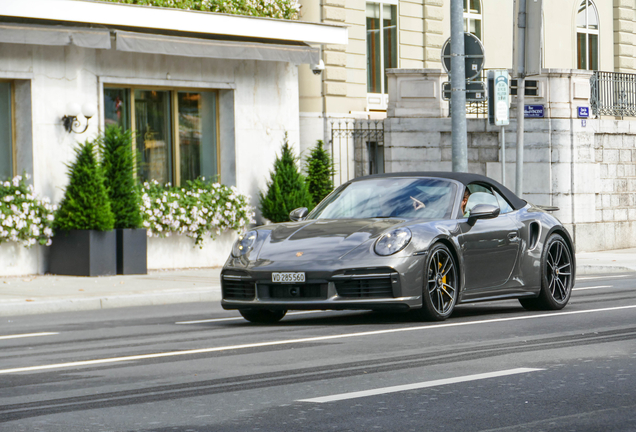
top-left (519, 233), bottom-right (573, 311)
top-left (414, 243), bottom-right (458, 321)
top-left (239, 309), bottom-right (287, 324)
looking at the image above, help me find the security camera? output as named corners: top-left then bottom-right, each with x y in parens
top-left (311, 60), bottom-right (325, 75)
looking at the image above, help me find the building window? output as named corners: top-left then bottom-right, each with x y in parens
top-left (367, 141), bottom-right (384, 175)
top-left (577, 0), bottom-right (599, 70)
top-left (510, 80), bottom-right (539, 96)
top-left (104, 86), bottom-right (219, 186)
top-left (366, 1), bottom-right (397, 95)
top-left (0, 81), bottom-right (13, 181)
top-left (464, 0), bottom-right (482, 40)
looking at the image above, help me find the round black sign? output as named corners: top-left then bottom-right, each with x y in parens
top-left (441, 32), bottom-right (485, 80)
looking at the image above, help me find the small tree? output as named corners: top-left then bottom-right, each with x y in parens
top-left (101, 125), bottom-right (143, 229)
top-left (304, 139), bottom-right (335, 206)
top-left (54, 140), bottom-right (115, 231)
top-left (259, 133), bottom-right (313, 223)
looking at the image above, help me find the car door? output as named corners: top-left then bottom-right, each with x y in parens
top-left (458, 187), bottom-right (521, 291)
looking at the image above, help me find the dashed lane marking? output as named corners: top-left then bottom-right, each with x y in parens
top-left (175, 311), bottom-right (328, 325)
top-left (0, 332), bottom-right (59, 340)
top-left (298, 368), bottom-right (544, 403)
top-left (2, 305), bottom-right (636, 375)
top-left (573, 285), bottom-right (612, 291)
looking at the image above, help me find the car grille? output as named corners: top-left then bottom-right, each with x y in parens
top-left (261, 283), bottom-right (328, 299)
top-left (335, 278), bottom-right (394, 298)
top-left (222, 279), bottom-right (256, 300)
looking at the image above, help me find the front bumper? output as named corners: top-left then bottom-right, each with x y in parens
top-left (220, 265), bottom-right (424, 312)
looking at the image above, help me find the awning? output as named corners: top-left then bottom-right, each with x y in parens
top-left (115, 31), bottom-right (319, 65)
top-left (1, 0), bottom-right (347, 46)
top-left (0, 22), bottom-right (111, 49)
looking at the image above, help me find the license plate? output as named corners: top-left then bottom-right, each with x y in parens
top-left (272, 272), bottom-right (306, 283)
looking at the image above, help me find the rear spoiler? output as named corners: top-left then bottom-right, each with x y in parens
top-left (536, 205), bottom-right (559, 212)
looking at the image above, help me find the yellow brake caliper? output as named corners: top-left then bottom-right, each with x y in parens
top-left (439, 261), bottom-right (447, 298)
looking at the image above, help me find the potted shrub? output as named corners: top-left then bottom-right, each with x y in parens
top-left (259, 133), bottom-right (313, 222)
top-left (50, 139), bottom-right (116, 276)
top-left (101, 125), bottom-right (147, 275)
top-left (304, 139), bottom-right (335, 207)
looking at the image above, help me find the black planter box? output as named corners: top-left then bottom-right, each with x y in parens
top-left (116, 228), bottom-right (148, 275)
top-left (49, 230), bottom-right (116, 276)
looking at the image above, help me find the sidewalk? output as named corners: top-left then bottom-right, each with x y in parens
top-left (0, 249), bottom-right (634, 317)
top-left (0, 268), bottom-right (222, 317)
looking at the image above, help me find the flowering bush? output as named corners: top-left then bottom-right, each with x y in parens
top-left (0, 175), bottom-right (56, 247)
top-left (141, 178), bottom-right (255, 246)
top-left (100, 0), bottom-right (301, 20)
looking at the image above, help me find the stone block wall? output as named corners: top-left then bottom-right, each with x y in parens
top-left (384, 114), bottom-right (636, 252)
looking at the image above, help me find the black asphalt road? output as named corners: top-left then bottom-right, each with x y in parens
top-left (1, 273), bottom-right (635, 431)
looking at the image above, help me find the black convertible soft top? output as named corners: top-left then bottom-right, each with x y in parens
top-left (353, 171), bottom-right (528, 210)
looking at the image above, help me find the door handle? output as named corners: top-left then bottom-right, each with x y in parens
top-left (508, 232), bottom-right (519, 240)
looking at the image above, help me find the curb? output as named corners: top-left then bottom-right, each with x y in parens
top-left (577, 264), bottom-right (636, 275)
top-left (0, 287), bottom-right (221, 317)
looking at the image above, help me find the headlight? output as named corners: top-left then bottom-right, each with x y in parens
top-left (232, 230), bottom-right (258, 257)
top-left (374, 227), bottom-right (412, 256)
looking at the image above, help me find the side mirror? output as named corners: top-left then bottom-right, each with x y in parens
top-left (289, 207), bottom-right (309, 222)
top-left (467, 204), bottom-right (500, 226)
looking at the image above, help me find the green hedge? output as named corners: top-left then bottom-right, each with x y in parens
top-left (99, 0), bottom-right (300, 20)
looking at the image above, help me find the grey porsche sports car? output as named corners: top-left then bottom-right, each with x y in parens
top-left (221, 172), bottom-right (575, 323)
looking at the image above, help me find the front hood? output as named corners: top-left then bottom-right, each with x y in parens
top-left (257, 218), bottom-right (406, 261)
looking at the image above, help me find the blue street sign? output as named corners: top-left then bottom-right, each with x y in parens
top-left (524, 105), bottom-right (544, 118)
top-left (578, 106), bottom-right (590, 118)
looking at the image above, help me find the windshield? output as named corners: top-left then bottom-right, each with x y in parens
top-left (308, 177), bottom-right (458, 220)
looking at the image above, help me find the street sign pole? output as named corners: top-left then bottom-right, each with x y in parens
top-left (515, 0), bottom-right (527, 197)
top-left (492, 70), bottom-right (510, 186)
top-left (501, 127), bottom-right (506, 185)
top-left (450, 0), bottom-right (467, 173)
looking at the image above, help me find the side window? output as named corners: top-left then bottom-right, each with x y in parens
top-left (494, 190), bottom-right (513, 214)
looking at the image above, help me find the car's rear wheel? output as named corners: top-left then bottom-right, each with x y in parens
top-left (239, 309), bottom-right (287, 324)
top-left (414, 243), bottom-right (458, 321)
top-left (519, 233), bottom-right (573, 311)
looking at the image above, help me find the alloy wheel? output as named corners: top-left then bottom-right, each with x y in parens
top-left (427, 248), bottom-right (457, 315)
top-left (546, 238), bottom-right (572, 303)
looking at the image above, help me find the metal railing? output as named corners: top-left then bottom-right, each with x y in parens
top-left (330, 119), bottom-right (384, 184)
top-left (591, 71), bottom-right (636, 118)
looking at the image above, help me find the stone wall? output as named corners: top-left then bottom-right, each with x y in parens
top-left (385, 115), bottom-right (636, 252)
top-left (384, 68), bottom-right (636, 252)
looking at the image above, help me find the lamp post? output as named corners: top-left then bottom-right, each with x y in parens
top-left (450, 0), bottom-right (467, 173)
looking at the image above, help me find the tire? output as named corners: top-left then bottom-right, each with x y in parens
top-left (414, 243), bottom-right (459, 321)
top-left (519, 233), bottom-right (573, 311)
top-left (238, 309), bottom-right (287, 324)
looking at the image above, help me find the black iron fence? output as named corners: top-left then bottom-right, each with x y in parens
top-left (591, 71), bottom-right (636, 118)
top-left (330, 119), bottom-right (384, 183)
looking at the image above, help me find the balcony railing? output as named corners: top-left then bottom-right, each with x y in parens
top-left (591, 71), bottom-right (636, 118)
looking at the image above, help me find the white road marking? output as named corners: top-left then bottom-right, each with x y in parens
top-left (577, 275), bottom-right (629, 281)
top-left (175, 310), bottom-right (328, 325)
top-left (573, 285), bottom-right (612, 291)
top-left (0, 332), bottom-right (59, 340)
top-left (2, 304), bottom-right (636, 375)
top-left (298, 368), bottom-right (544, 403)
